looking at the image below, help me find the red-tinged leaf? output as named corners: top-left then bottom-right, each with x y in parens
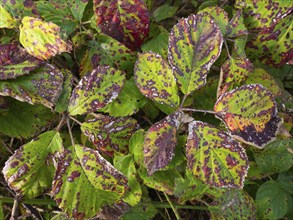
top-left (93, 0), bottom-right (150, 50)
top-left (214, 84), bottom-right (282, 148)
top-left (144, 112), bottom-right (181, 175)
top-left (186, 121), bottom-right (249, 188)
top-left (217, 57), bottom-right (253, 98)
top-left (168, 14), bottom-right (223, 95)
top-left (134, 52), bottom-right (179, 107)
top-left (0, 64), bottom-right (64, 109)
top-left (235, 0), bottom-right (293, 32)
top-left (52, 145), bottom-right (125, 219)
top-left (246, 15), bottom-right (293, 67)
top-left (0, 0), bottom-right (39, 19)
top-left (0, 44), bottom-right (43, 80)
top-left (227, 10), bottom-right (249, 37)
top-left (68, 66), bottom-right (125, 116)
top-left (81, 114), bottom-right (138, 156)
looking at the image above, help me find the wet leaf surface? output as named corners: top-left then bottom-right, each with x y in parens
top-left (81, 114), bottom-right (138, 156)
top-left (19, 16), bottom-right (72, 60)
top-left (3, 131), bottom-right (62, 198)
top-left (0, 44), bottom-right (43, 80)
top-left (214, 84), bottom-right (282, 148)
top-left (0, 64), bottom-right (64, 109)
top-left (68, 66), bottom-right (125, 115)
top-left (52, 145), bottom-right (123, 219)
top-left (186, 121), bottom-right (249, 188)
top-left (144, 112), bottom-right (181, 175)
top-left (168, 14), bottom-right (223, 94)
top-left (210, 190), bottom-right (256, 220)
top-left (217, 57), bottom-right (253, 98)
top-left (134, 52), bottom-right (179, 107)
top-left (93, 0), bottom-right (150, 50)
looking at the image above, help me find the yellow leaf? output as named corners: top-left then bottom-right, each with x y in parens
top-left (0, 5), bottom-right (16, 28)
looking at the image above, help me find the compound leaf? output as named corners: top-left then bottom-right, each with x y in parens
top-left (144, 112), bottom-right (181, 175)
top-left (68, 66), bottom-right (125, 116)
top-left (0, 64), bottom-right (64, 109)
top-left (0, 44), bottom-right (43, 80)
top-left (134, 52), bottom-right (179, 107)
top-left (3, 131), bottom-right (62, 198)
top-left (214, 84), bottom-right (282, 148)
top-left (19, 16), bottom-right (72, 60)
top-left (81, 114), bottom-right (138, 156)
top-left (52, 145), bottom-right (124, 219)
top-left (217, 57), bottom-right (253, 97)
top-left (209, 190), bottom-right (256, 220)
top-left (168, 14), bottom-right (223, 94)
top-left (93, 0), bottom-right (150, 50)
top-left (186, 121), bottom-right (249, 188)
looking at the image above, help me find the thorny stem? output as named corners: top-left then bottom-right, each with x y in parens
top-left (66, 116), bottom-right (75, 146)
top-left (180, 108), bottom-right (217, 115)
top-left (164, 193), bottom-right (181, 220)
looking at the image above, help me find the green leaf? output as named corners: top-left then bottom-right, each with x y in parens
top-left (93, 0), bottom-right (150, 50)
top-left (19, 16), bottom-right (72, 60)
top-left (246, 14), bottom-right (293, 66)
top-left (0, 97), bottom-right (57, 138)
top-left (186, 121), bottom-right (249, 188)
top-left (81, 114), bottom-right (138, 156)
top-left (214, 84), bottom-right (282, 148)
top-left (134, 52), bottom-right (179, 107)
top-left (114, 154), bottom-right (142, 206)
top-left (253, 139), bottom-right (293, 174)
top-left (217, 57), bottom-right (253, 97)
top-left (209, 190), bottom-right (256, 220)
top-left (0, 5), bottom-right (17, 28)
top-left (256, 181), bottom-right (289, 220)
top-left (0, 44), bottom-right (43, 80)
top-left (52, 145), bottom-right (123, 219)
top-left (144, 112), bottom-right (181, 175)
top-left (99, 78), bottom-right (146, 117)
top-left (68, 66), bottom-right (125, 115)
top-left (2, 131), bottom-right (62, 198)
top-left (152, 4), bottom-right (178, 22)
top-left (98, 201), bottom-right (130, 219)
top-left (36, 1), bottom-right (78, 34)
top-left (69, 0), bottom-right (89, 21)
top-left (0, 0), bottom-right (38, 19)
top-left (233, 35), bottom-right (247, 58)
top-left (168, 14), bottom-right (223, 94)
top-left (129, 129), bottom-right (145, 167)
top-left (278, 170), bottom-right (293, 195)
top-left (0, 64), bottom-right (64, 109)
top-left (197, 6), bottom-right (229, 36)
top-left (235, 0), bottom-right (293, 31)
top-left (227, 10), bottom-right (248, 38)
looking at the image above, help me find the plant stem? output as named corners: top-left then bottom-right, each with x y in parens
top-left (11, 198), bottom-right (19, 219)
top-left (66, 116), bottom-right (75, 146)
top-left (0, 196), bottom-right (56, 206)
top-left (150, 201), bottom-right (212, 211)
top-left (69, 115), bottom-right (83, 126)
top-left (55, 114), bottom-right (66, 131)
top-left (224, 40), bottom-right (232, 58)
top-left (181, 108), bottom-right (217, 115)
top-left (180, 94), bottom-right (188, 108)
top-left (163, 193), bottom-right (181, 220)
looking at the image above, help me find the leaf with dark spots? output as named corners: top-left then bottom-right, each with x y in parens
top-left (186, 121), bottom-right (249, 188)
top-left (0, 63), bottom-right (64, 109)
top-left (75, 145), bottom-right (129, 195)
top-left (80, 36), bottom-right (136, 77)
top-left (98, 201), bottom-right (130, 220)
top-left (134, 52), bottom-right (179, 107)
top-left (235, 0), bottom-right (293, 32)
top-left (168, 13), bottom-right (223, 95)
top-left (227, 10), bottom-right (249, 38)
top-left (197, 6), bottom-right (229, 36)
top-left (52, 145), bottom-right (122, 219)
top-left (217, 57), bottom-right (253, 98)
top-left (246, 15), bottom-right (293, 67)
top-left (93, 0), bottom-right (150, 50)
top-left (144, 112), bottom-right (181, 175)
top-left (0, 97), bottom-right (58, 138)
top-left (209, 190), bottom-right (256, 220)
top-left (19, 16), bottom-right (72, 60)
top-left (214, 84), bottom-right (282, 148)
top-left (0, 0), bottom-right (39, 20)
top-left (0, 44), bottom-right (43, 80)
top-left (68, 65), bottom-right (125, 116)
top-left (2, 131), bottom-right (62, 198)
top-left (0, 5), bottom-right (17, 28)
top-left (81, 114), bottom-right (138, 156)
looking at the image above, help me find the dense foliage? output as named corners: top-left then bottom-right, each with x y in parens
top-left (0, 0), bottom-right (292, 219)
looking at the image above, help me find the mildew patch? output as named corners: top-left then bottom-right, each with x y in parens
top-left (186, 121), bottom-right (249, 189)
top-left (168, 13), bottom-right (223, 95)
